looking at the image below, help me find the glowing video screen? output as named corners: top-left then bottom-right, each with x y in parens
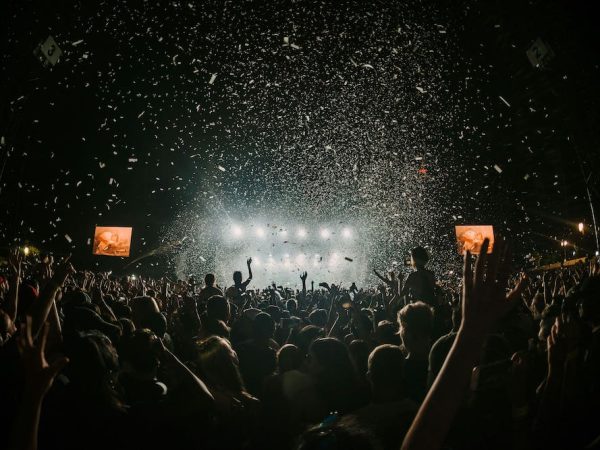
top-left (455, 225), bottom-right (494, 255)
top-left (93, 226), bottom-right (133, 257)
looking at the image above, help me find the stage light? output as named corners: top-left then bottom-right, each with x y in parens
top-left (342, 228), bottom-right (352, 238)
top-left (23, 246), bottom-right (30, 256)
top-left (578, 222), bottom-right (584, 233)
top-left (232, 225), bottom-right (243, 238)
top-left (320, 228), bottom-right (330, 239)
top-left (255, 227), bottom-right (265, 237)
top-left (297, 228), bottom-right (307, 238)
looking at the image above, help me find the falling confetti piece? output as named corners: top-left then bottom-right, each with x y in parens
top-left (499, 96), bottom-right (511, 107)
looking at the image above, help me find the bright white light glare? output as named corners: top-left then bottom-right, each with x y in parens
top-left (232, 225), bottom-right (243, 237)
top-left (328, 252), bottom-right (338, 266)
top-left (320, 228), bottom-right (330, 239)
top-left (295, 254), bottom-right (305, 263)
top-left (253, 257), bottom-right (260, 266)
top-left (342, 228), bottom-right (352, 238)
top-left (23, 246), bottom-right (30, 256)
top-left (255, 227), bottom-right (265, 237)
top-left (578, 222), bottom-right (584, 232)
top-left (297, 228), bottom-right (307, 238)
top-left (280, 230), bottom-right (288, 237)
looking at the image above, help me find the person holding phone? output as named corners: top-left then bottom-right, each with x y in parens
top-left (400, 247), bottom-right (436, 307)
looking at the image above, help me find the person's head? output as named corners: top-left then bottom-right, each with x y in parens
top-left (141, 311), bottom-right (167, 338)
top-left (367, 344), bottom-right (405, 401)
top-left (266, 305), bottom-right (282, 323)
top-left (277, 344), bottom-right (302, 373)
top-left (397, 302), bottom-right (433, 355)
top-left (253, 312), bottom-right (275, 340)
top-left (286, 298), bottom-right (298, 315)
top-left (129, 296), bottom-right (160, 329)
top-left (410, 246), bottom-right (429, 269)
top-left (119, 329), bottom-right (161, 379)
top-left (205, 273), bottom-right (216, 286)
top-left (375, 320), bottom-right (401, 346)
top-left (64, 330), bottom-right (124, 410)
top-left (233, 270), bottom-right (243, 285)
top-left (296, 325), bottom-right (325, 357)
top-left (307, 337), bottom-right (356, 381)
top-left (309, 309), bottom-right (328, 328)
top-left (195, 336), bottom-right (245, 394)
top-left (207, 295), bottom-right (230, 323)
top-left (296, 419), bottom-right (379, 450)
top-left (0, 309), bottom-right (16, 347)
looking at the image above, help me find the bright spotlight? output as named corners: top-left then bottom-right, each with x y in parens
top-left (342, 228), bottom-right (352, 238)
top-left (320, 228), bottom-right (330, 239)
top-left (232, 225), bottom-right (243, 238)
top-left (23, 246), bottom-right (30, 256)
top-left (297, 228), bottom-right (307, 238)
top-left (255, 227), bottom-right (265, 238)
top-left (578, 222), bottom-right (584, 233)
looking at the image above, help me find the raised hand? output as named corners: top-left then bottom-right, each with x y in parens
top-left (300, 271), bottom-right (308, 283)
top-left (461, 238), bottom-right (526, 336)
top-left (247, 257), bottom-right (252, 266)
top-left (52, 255), bottom-right (76, 287)
top-left (8, 247), bottom-right (23, 279)
top-left (17, 317), bottom-right (69, 398)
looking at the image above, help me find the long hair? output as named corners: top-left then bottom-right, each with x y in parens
top-left (195, 336), bottom-right (246, 394)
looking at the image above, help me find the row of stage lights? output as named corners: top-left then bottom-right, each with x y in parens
top-left (228, 225), bottom-right (353, 240)
top-left (247, 252), bottom-right (349, 268)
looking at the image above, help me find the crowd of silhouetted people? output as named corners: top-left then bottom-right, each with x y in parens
top-left (1, 241), bottom-right (599, 450)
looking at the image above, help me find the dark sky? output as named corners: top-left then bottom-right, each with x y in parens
top-left (1, 0), bottom-right (599, 276)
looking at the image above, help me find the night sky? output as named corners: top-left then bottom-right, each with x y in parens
top-left (1, 0), bottom-right (600, 280)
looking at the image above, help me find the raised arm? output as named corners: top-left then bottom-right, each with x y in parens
top-left (300, 271), bottom-right (308, 304)
top-left (11, 318), bottom-right (69, 450)
top-left (5, 248), bottom-right (23, 323)
top-left (401, 238), bottom-right (526, 450)
top-left (28, 257), bottom-right (75, 338)
top-left (373, 269), bottom-right (391, 285)
top-left (241, 257), bottom-right (253, 289)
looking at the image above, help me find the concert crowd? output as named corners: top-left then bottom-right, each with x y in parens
top-left (0, 240), bottom-right (599, 450)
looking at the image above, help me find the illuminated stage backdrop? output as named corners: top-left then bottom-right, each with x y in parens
top-left (215, 222), bottom-right (367, 288)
